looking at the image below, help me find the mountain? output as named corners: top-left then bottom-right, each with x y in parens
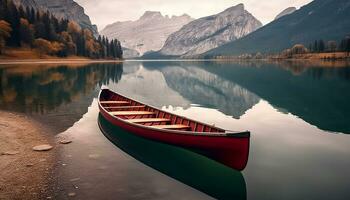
top-left (100, 11), bottom-right (193, 56)
top-left (155, 4), bottom-right (262, 57)
top-left (13, 0), bottom-right (98, 36)
top-left (205, 0), bottom-right (350, 57)
top-left (122, 47), bottom-right (140, 58)
top-left (275, 7), bottom-right (297, 20)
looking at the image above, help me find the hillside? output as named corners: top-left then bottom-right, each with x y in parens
top-left (205, 0), bottom-right (350, 57)
top-left (12, 0), bottom-right (98, 36)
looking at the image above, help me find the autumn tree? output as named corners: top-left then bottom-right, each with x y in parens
top-left (19, 18), bottom-right (34, 46)
top-left (59, 31), bottom-right (76, 56)
top-left (83, 29), bottom-right (100, 57)
top-left (0, 20), bottom-right (12, 54)
top-left (0, 1), bottom-right (123, 59)
top-left (34, 38), bottom-right (63, 57)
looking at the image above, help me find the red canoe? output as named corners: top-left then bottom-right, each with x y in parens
top-left (98, 89), bottom-right (250, 171)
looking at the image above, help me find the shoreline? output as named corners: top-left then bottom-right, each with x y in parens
top-left (0, 111), bottom-right (58, 199)
top-left (0, 58), bottom-right (123, 65)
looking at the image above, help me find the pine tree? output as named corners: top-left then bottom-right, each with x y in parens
top-left (19, 18), bottom-right (34, 46)
top-left (318, 40), bottom-right (325, 52)
top-left (313, 40), bottom-right (318, 52)
top-left (7, 0), bottom-right (20, 46)
top-left (0, 1), bottom-right (123, 58)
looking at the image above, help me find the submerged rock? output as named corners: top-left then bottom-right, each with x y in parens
top-left (1, 151), bottom-right (20, 155)
top-left (33, 145), bottom-right (53, 151)
top-left (68, 192), bottom-right (76, 197)
top-left (59, 140), bottom-right (72, 144)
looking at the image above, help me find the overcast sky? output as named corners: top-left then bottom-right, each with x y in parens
top-left (75, 0), bottom-right (312, 30)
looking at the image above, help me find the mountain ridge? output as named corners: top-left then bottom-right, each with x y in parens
top-left (204, 0), bottom-right (350, 57)
top-left (101, 11), bottom-right (194, 56)
top-left (12, 0), bottom-right (98, 36)
top-left (146, 4), bottom-right (262, 58)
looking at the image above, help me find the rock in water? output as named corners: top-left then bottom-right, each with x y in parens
top-left (33, 145), bottom-right (53, 151)
top-left (159, 4), bottom-right (262, 57)
top-left (68, 192), bottom-right (76, 197)
top-left (59, 140), bottom-right (72, 144)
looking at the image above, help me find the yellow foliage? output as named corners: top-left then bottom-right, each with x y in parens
top-left (0, 20), bottom-right (12, 54)
top-left (0, 20), bottom-right (12, 38)
top-left (33, 38), bottom-right (63, 56)
top-left (67, 21), bottom-right (81, 35)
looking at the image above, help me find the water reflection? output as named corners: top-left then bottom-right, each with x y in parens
top-left (98, 114), bottom-right (247, 200)
top-left (142, 60), bottom-right (350, 134)
top-left (0, 63), bottom-right (123, 133)
top-left (1, 60), bottom-right (349, 135)
top-left (1, 60), bottom-right (350, 199)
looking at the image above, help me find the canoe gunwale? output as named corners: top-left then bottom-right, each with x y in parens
top-left (98, 89), bottom-right (250, 138)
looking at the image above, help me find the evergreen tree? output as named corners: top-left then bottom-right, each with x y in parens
top-left (19, 18), bottom-right (34, 46)
top-left (0, 2), bottom-right (123, 59)
top-left (313, 40), bottom-right (318, 52)
top-left (7, 0), bottom-right (20, 46)
top-left (318, 40), bottom-right (325, 52)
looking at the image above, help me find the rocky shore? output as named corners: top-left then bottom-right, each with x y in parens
top-left (0, 111), bottom-right (57, 200)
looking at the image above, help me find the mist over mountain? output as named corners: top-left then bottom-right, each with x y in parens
top-left (100, 11), bottom-right (193, 56)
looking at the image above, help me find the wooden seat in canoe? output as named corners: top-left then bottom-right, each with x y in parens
top-left (104, 105), bottom-right (146, 109)
top-left (125, 118), bottom-right (171, 123)
top-left (100, 101), bottom-right (130, 104)
top-left (109, 111), bottom-right (155, 116)
top-left (151, 124), bottom-right (190, 130)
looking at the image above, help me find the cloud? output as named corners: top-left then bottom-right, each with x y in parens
top-left (75, 0), bottom-right (312, 30)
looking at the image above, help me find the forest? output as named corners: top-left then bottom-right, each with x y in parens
top-left (0, 0), bottom-right (123, 59)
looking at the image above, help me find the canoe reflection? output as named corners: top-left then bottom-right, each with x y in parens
top-left (98, 114), bottom-right (247, 200)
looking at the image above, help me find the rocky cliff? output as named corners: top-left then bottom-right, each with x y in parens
top-left (13, 0), bottom-right (98, 36)
top-left (158, 4), bottom-right (262, 57)
top-left (100, 11), bottom-right (193, 56)
top-left (205, 0), bottom-right (350, 56)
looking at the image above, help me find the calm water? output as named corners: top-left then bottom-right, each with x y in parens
top-left (1, 60), bottom-right (350, 200)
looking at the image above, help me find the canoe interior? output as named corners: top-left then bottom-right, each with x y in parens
top-left (99, 89), bottom-right (226, 133)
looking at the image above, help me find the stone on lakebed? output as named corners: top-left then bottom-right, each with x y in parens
top-left (33, 144), bottom-right (53, 151)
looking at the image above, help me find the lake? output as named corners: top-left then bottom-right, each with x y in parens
top-left (1, 60), bottom-right (350, 200)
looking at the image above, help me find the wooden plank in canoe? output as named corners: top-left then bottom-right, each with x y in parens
top-left (100, 101), bottom-right (129, 104)
top-left (126, 118), bottom-right (171, 123)
top-left (104, 105), bottom-right (146, 109)
top-left (151, 124), bottom-right (190, 130)
top-left (110, 111), bottom-right (155, 116)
